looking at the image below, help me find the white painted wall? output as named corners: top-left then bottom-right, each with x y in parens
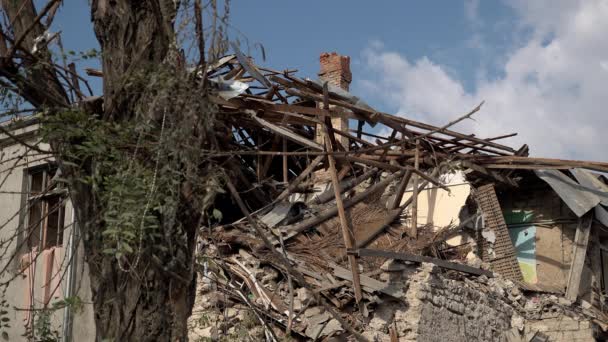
top-left (0, 120), bottom-right (95, 341)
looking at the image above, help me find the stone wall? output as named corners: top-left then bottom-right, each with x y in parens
top-left (524, 317), bottom-right (594, 342)
top-left (188, 258), bottom-right (601, 341)
top-left (367, 262), bottom-right (598, 342)
top-left (369, 263), bottom-right (515, 341)
top-left (415, 277), bottom-right (514, 341)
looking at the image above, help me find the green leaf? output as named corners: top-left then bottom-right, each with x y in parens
top-left (121, 243), bottom-right (134, 254)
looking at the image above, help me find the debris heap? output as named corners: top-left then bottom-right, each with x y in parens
top-left (189, 50), bottom-right (608, 341)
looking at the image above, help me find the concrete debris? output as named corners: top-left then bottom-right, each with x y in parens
top-left (481, 230), bottom-right (496, 244)
top-left (511, 314), bottom-right (525, 331)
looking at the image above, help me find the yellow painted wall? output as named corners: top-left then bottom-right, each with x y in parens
top-left (400, 171), bottom-right (472, 229)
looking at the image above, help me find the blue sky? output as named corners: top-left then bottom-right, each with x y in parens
top-left (51, 1), bottom-right (517, 108)
top-left (229, 1), bottom-right (518, 101)
top-left (48, 1), bottom-right (608, 160)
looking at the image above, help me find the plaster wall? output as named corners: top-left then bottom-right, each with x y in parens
top-left (0, 121), bottom-right (95, 340)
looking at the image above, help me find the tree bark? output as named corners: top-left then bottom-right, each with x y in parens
top-left (0, 0), bottom-right (69, 107)
top-left (84, 1), bottom-right (200, 341)
top-left (3, 1), bottom-right (207, 340)
top-left (91, 0), bottom-right (178, 119)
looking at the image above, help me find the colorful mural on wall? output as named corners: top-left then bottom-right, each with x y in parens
top-left (508, 225), bottom-right (537, 283)
top-left (505, 210), bottom-right (538, 284)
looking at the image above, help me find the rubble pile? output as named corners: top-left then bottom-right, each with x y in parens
top-left (187, 50), bottom-right (608, 341)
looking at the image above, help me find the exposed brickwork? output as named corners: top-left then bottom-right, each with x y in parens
top-left (318, 52), bottom-right (352, 91)
top-left (370, 262), bottom-right (601, 341)
top-left (414, 272), bottom-right (514, 341)
top-left (364, 263), bottom-right (515, 341)
top-left (475, 184), bottom-right (524, 282)
top-left (316, 52), bottom-right (350, 151)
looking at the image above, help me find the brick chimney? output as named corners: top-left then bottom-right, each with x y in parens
top-left (317, 52), bottom-right (350, 149)
top-left (319, 52), bottom-right (352, 91)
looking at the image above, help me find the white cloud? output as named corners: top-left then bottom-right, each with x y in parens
top-left (464, 0), bottom-right (481, 26)
top-left (357, 0), bottom-right (608, 160)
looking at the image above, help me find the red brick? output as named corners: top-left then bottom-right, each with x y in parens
top-left (318, 52), bottom-right (352, 91)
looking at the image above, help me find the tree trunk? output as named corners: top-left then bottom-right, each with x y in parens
top-left (91, 0), bottom-right (178, 119)
top-left (77, 182), bottom-right (200, 341)
top-left (2, 0), bottom-right (213, 340)
top-left (85, 1), bottom-right (199, 340)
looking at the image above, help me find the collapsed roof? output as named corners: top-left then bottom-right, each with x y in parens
top-left (192, 49), bottom-right (608, 340)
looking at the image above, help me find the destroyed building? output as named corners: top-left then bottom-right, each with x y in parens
top-left (188, 51), bottom-right (608, 342)
top-left (2, 50), bottom-right (608, 342)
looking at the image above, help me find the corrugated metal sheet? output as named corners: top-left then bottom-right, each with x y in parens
top-left (534, 169), bottom-right (600, 217)
top-left (595, 206), bottom-right (608, 227)
top-left (534, 168), bottom-right (608, 226)
top-left (571, 168), bottom-right (608, 206)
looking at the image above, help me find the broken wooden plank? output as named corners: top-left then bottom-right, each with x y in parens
top-left (312, 169), bottom-right (377, 205)
top-left (460, 160), bottom-right (518, 186)
top-left (351, 248), bottom-right (493, 277)
top-left (332, 127), bottom-right (374, 148)
top-left (286, 89), bottom-right (512, 152)
top-left (231, 42), bottom-right (272, 88)
top-left (321, 80), bottom-right (363, 304)
top-left (474, 156), bottom-right (608, 173)
top-left (414, 101), bottom-right (484, 141)
top-left (446, 133), bottom-right (518, 154)
top-left (283, 171), bottom-right (403, 238)
top-left (339, 155), bottom-right (449, 191)
top-left (331, 263), bottom-right (403, 297)
top-left (410, 139), bottom-right (420, 238)
top-left (390, 170), bottom-right (413, 210)
top-left (264, 103), bottom-right (353, 120)
top-left (282, 138), bottom-right (288, 183)
top-left (275, 155), bottom-right (324, 202)
top-left (249, 111), bottom-right (323, 151)
top-left (326, 160), bottom-right (363, 302)
top-left (356, 120), bottom-right (365, 140)
top-left (565, 212), bottom-right (594, 301)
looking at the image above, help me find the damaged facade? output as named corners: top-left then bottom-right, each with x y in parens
top-left (0, 118), bottom-right (95, 341)
top-left (2, 50), bottom-right (608, 342)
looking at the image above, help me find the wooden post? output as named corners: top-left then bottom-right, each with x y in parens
top-left (321, 82), bottom-right (362, 304)
top-left (566, 212), bottom-right (593, 301)
top-left (256, 133), bottom-right (262, 182)
top-left (275, 155), bottom-right (323, 202)
top-left (410, 139), bottom-right (420, 237)
top-left (390, 170), bottom-right (413, 210)
top-left (590, 228), bottom-right (602, 307)
top-left (282, 138), bottom-right (288, 183)
top-left (324, 137), bottom-right (363, 304)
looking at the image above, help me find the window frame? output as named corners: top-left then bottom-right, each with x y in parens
top-left (23, 164), bottom-right (67, 252)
